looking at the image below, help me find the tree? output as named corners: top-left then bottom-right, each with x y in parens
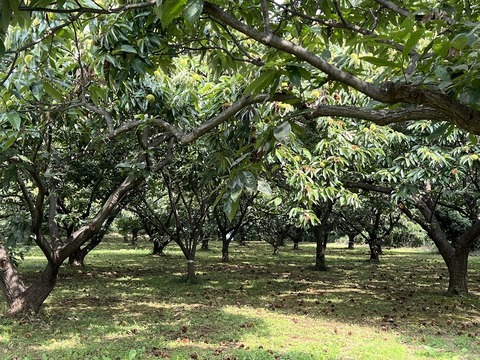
top-left (337, 193), bottom-right (401, 260)
top-left (0, 7), bottom-right (288, 313)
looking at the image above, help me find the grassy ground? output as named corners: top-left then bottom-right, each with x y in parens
top-left (1, 238), bottom-right (479, 360)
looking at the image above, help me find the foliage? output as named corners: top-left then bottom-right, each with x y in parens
top-left (383, 216), bottom-right (428, 249)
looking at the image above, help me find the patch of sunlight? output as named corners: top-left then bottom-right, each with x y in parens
top-left (31, 335), bottom-right (82, 352)
top-left (221, 305), bottom-right (412, 360)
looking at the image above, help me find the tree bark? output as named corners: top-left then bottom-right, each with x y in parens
top-left (68, 237), bottom-right (101, 267)
top-left (221, 239), bottom-right (230, 262)
top-left (187, 260), bottom-right (195, 281)
top-left (347, 234), bottom-right (355, 250)
top-left (200, 238), bottom-right (209, 251)
top-left (152, 238), bottom-right (169, 256)
top-left (0, 248), bottom-right (59, 315)
top-left (0, 247), bottom-right (26, 311)
top-left (312, 201), bottom-right (333, 271)
top-left (447, 249), bottom-right (469, 294)
top-left (400, 198), bottom-right (480, 294)
top-left (368, 240), bottom-right (380, 261)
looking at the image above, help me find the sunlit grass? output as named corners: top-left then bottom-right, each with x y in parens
top-left (1, 238), bottom-right (479, 359)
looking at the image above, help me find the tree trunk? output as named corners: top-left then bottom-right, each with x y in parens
top-left (368, 239), bottom-right (380, 261)
top-left (0, 247), bottom-right (26, 311)
top-left (131, 228), bottom-right (139, 246)
top-left (447, 249), bottom-right (469, 294)
top-left (293, 241), bottom-right (299, 250)
top-left (221, 239), bottom-right (230, 262)
top-left (347, 234), bottom-right (355, 249)
top-left (152, 239), bottom-right (169, 256)
top-left (69, 238), bottom-right (101, 267)
top-left (200, 238), bottom-right (209, 251)
top-left (69, 250), bottom-right (85, 267)
top-left (315, 240), bottom-right (327, 270)
top-left (0, 248), bottom-right (59, 315)
top-left (187, 260), bottom-right (195, 281)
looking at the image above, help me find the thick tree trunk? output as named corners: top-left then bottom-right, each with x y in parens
top-left (0, 248), bottom-right (59, 315)
top-left (368, 241), bottom-right (380, 261)
top-left (447, 249), bottom-right (469, 294)
top-left (11, 264), bottom-right (59, 315)
top-left (0, 247), bottom-right (26, 310)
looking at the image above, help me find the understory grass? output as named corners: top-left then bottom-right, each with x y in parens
top-left (1, 238), bottom-right (479, 359)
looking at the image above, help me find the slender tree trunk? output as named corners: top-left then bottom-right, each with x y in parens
top-left (447, 249), bottom-right (469, 294)
top-left (69, 250), bottom-right (85, 267)
top-left (69, 238), bottom-right (101, 267)
top-left (152, 238), bottom-right (169, 256)
top-left (200, 238), bottom-right (209, 251)
top-left (187, 259), bottom-right (195, 281)
top-left (131, 228), bottom-right (139, 246)
top-left (314, 232), bottom-right (327, 270)
top-left (221, 238), bottom-right (230, 262)
top-left (312, 201), bottom-right (333, 271)
top-left (347, 234), bottom-right (355, 250)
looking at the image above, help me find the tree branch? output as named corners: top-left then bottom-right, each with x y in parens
top-left (373, 0), bottom-right (410, 17)
top-left (303, 104), bottom-right (448, 125)
top-left (203, 2), bottom-right (389, 103)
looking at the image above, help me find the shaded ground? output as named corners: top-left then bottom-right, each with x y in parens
top-left (1, 239), bottom-right (479, 359)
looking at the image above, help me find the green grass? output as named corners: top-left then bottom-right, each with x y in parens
top-left (1, 239), bottom-right (480, 359)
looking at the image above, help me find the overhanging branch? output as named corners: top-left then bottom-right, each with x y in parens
top-left (304, 105), bottom-right (448, 124)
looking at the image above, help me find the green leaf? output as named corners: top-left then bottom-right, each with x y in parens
top-left (244, 70), bottom-right (278, 96)
top-left (158, 0), bottom-right (188, 27)
top-left (2, 136), bottom-right (16, 150)
top-left (469, 133), bottom-right (478, 146)
top-left (239, 171), bottom-right (257, 191)
top-left (79, 0), bottom-right (103, 9)
top-left (1, 1), bottom-right (12, 33)
top-left (7, 112), bottom-right (21, 130)
top-left (359, 56), bottom-right (399, 68)
top-left (31, 82), bottom-right (43, 100)
top-left (257, 179), bottom-right (272, 195)
top-left (112, 45), bottom-right (137, 54)
top-left (274, 121), bottom-right (291, 142)
top-left (403, 29), bottom-right (424, 57)
top-left (451, 33), bottom-right (469, 50)
top-left (43, 81), bottom-right (63, 101)
top-left (427, 123), bottom-right (454, 141)
top-left (184, 0), bottom-right (203, 24)
top-left (230, 182), bottom-right (243, 202)
top-left (224, 198), bottom-right (240, 222)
